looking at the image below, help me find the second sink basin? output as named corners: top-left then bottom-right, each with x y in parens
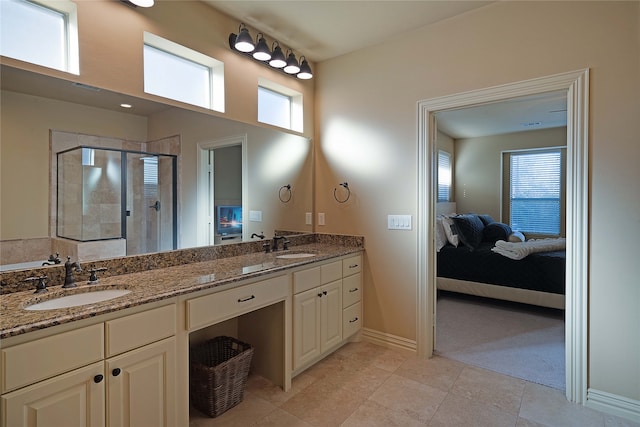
top-left (275, 253), bottom-right (316, 259)
top-left (25, 289), bottom-right (131, 311)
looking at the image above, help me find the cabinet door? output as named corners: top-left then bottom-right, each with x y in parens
top-left (106, 337), bottom-right (176, 427)
top-left (2, 362), bottom-right (105, 427)
top-left (293, 288), bottom-right (322, 370)
top-left (320, 280), bottom-right (343, 352)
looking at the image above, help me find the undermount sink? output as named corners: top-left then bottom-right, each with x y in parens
top-left (24, 289), bottom-right (131, 311)
top-left (275, 253), bottom-right (316, 259)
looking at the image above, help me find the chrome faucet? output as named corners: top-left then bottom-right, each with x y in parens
top-left (63, 256), bottom-right (82, 288)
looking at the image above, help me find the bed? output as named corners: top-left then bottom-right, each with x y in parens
top-left (435, 204), bottom-right (566, 309)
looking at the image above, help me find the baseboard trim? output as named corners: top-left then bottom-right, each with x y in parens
top-left (587, 388), bottom-right (640, 423)
top-left (361, 328), bottom-right (417, 356)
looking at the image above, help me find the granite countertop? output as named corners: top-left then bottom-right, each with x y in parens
top-left (0, 243), bottom-right (363, 339)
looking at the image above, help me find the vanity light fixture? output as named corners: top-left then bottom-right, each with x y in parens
top-left (252, 34), bottom-right (271, 61)
top-left (297, 57), bottom-right (313, 80)
top-left (120, 103), bottom-right (132, 109)
top-left (269, 42), bottom-right (287, 68)
top-left (234, 23), bottom-right (255, 52)
top-left (229, 23), bottom-right (313, 79)
top-left (121, 0), bottom-right (154, 7)
top-left (283, 50), bottom-right (301, 74)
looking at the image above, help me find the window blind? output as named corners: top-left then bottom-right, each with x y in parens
top-left (438, 150), bottom-right (452, 202)
top-left (509, 150), bottom-right (561, 234)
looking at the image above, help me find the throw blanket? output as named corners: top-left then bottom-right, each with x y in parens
top-left (492, 238), bottom-right (566, 260)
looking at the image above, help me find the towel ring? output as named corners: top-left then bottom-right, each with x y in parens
top-left (279, 184), bottom-right (292, 203)
top-left (333, 182), bottom-right (351, 203)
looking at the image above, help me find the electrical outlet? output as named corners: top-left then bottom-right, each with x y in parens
top-left (318, 212), bottom-right (326, 226)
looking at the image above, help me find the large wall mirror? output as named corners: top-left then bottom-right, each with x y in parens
top-left (0, 64), bottom-right (313, 271)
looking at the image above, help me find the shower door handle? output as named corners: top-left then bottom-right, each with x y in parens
top-left (149, 201), bottom-right (160, 211)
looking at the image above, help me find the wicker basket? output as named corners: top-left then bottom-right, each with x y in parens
top-left (190, 336), bottom-right (254, 418)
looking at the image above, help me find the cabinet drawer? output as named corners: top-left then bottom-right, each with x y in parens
top-left (1, 323), bottom-right (104, 393)
top-left (105, 304), bottom-right (176, 357)
top-left (343, 302), bottom-right (362, 338)
top-left (187, 275), bottom-right (288, 330)
top-left (293, 266), bottom-right (320, 294)
top-left (321, 260), bottom-right (342, 285)
top-left (343, 255), bottom-right (362, 277)
top-left (342, 273), bottom-right (362, 308)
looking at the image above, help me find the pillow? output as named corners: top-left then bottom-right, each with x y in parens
top-left (478, 214), bottom-right (495, 226)
top-left (441, 216), bottom-right (459, 247)
top-left (452, 214), bottom-right (485, 250)
top-left (482, 222), bottom-right (512, 243)
top-left (435, 216), bottom-right (449, 252)
top-left (508, 231), bottom-right (526, 242)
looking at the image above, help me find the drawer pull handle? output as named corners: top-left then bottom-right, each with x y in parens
top-left (238, 295), bottom-right (256, 303)
top-left (349, 288), bottom-right (359, 292)
top-left (93, 374), bottom-right (104, 383)
top-left (349, 264), bottom-right (359, 269)
top-left (112, 368), bottom-right (121, 377)
top-left (349, 317), bottom-right (359, 323)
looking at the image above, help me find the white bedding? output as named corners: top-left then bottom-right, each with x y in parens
top-left (491, 238), bottom-right (566, 260)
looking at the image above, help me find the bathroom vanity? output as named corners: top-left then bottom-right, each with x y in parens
top-left (0, 243), bottom-right (363, 427)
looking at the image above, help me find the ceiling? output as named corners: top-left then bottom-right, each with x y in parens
top-left (436, 91), bottom-right (568, 139)
top-left (202, 1), bottom-right (493, 62)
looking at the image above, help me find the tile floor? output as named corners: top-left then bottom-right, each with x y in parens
top-left (189, 340), bottom-right (639, 427)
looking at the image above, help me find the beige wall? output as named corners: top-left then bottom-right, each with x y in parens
top-left (454, 127), bottom-right (567, 220)
top-left (316, 1), bottom-right (640, 403)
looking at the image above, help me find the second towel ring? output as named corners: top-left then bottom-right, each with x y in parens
top-left (279, 184), bottom-right (292, 203)
top-left (333, 182), bottom-right (351, 203)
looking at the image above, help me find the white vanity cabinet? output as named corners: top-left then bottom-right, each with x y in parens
top-left (292, 254), bottom-right (362, 373)
top-left (1, 324), bottom-right (106, 427)
top-left (1, 304), bottom-right (177, 427)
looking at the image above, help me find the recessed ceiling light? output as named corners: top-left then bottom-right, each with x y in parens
top-left (120, 103), bottom-right (133, 109)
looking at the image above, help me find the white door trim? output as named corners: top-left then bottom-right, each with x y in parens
top-left (196, 135), bottom-right (248, 246)
top-left (416, 69), bottom-right (589, 403)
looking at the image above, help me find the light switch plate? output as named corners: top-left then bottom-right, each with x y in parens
top-left (305, 212), bottom-right (312, 225)
top-left (388, 214), bottom-right (412, 230)
top-left (249, 210), bottom-right (262, 222)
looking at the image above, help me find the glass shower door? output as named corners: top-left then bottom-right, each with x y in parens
top-left (125, 153), bottom-right (176, 255)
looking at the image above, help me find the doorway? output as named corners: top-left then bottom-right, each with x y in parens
top-left (416, 69), bottom-right (589, 403)
top-left (196, 135), bottom-right (248, 247)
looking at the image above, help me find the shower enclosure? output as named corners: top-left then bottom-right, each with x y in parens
top-left (57, 146), bottom-right (177, 256)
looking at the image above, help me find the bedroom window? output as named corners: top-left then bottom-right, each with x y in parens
top-left (1, 0), bottom-right (79, 74)
top-left (438, 150), bottom-right (452, 202)
top-left (504, 148), bottom-right (565, 236)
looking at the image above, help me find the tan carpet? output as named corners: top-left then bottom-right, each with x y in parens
top-left (435, 291), bottom-right (565, 390)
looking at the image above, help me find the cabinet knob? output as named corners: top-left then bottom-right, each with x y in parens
top-left (93, 374), bottom-right (104, 383)
top-left (112, 368), bottom-right (121, 377)
top-left (323, 290), bottom-right (327, 295)
top-left (317, 293), bottom-right (323, 298)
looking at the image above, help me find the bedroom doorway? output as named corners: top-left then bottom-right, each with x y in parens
top-left (416, 69), bottom-right (589, 404)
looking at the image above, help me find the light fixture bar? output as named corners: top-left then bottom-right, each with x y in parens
top-left (228, 23), bottom-right (312, 80)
